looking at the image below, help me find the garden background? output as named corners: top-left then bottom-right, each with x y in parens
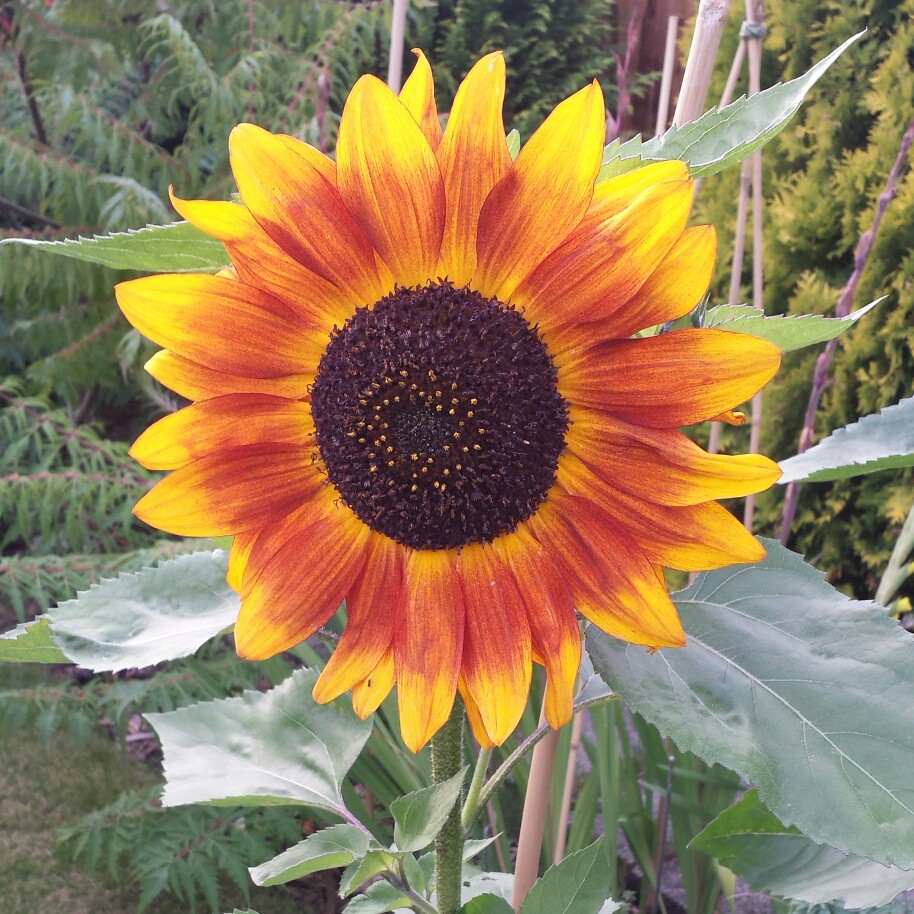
top-left (1, 1), bottom-right (912, 912)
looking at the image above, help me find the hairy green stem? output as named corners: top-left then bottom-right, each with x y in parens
top-left (431, 701), bottom-right (465, 914)
top-left (461, 746), bottom-right (492, 830)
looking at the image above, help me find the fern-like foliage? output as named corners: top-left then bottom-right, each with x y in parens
top-left (57, 787), bottom-right (304, 913)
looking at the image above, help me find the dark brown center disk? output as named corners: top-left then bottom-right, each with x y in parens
top-left (310, 281), bottom-right (569, 550)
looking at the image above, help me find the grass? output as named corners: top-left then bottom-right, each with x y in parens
top-left (0, 663), bottom-right (313, 914)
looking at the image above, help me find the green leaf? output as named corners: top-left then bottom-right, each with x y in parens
top-left (778, 395), bottom-right (914, 483)
top-left (460, 895), bottom-right (514, 914)
top-left (693, 790), bottom-right (914, 909)
top-left (249, 823), bottom-right (371, 886)
top-left (701, 298), bottom-right (881, 351)
top-left (391, 766), bottom-right (468, 852)
top-left (600, 32), bottom-right (864, 179)
top-left (0, 221), bottom-right (231, 272)
top-left (521, 840), bottom-right (609, 914)
top-left (48, 550), bottom-right (237, 671)
top-left (343, 880), bottom-right (411, 914)
top-left (0, 616), bottom-right (71, 664)
top-left (339, 850), bottom-right (398, 897)
top-left (507, 129), bottom-right (521, 160)
top-left (147, 667), bottom-right (372, 816)
top-left (586, 540), bottom-right (914, 868)
top-left (462, 872), bottom-right (514, 905)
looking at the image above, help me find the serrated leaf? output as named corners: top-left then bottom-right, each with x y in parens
top-left (521, 840), bottom-right (609, 914)
top-left (0, 221), bottom-right (230, 272)
top-left (587, 540), bottom-right (914, 868)
top-left (693, 790), bottom-right (914, 909)
top-left (49, 550), bottom-right (237, 671)
top-left (701, 298), bottom-right (881, 351)
top-left (339, 850), bottom-right (398, 897)
top-left (343, 880), bottom-right (411, 914)
top-left (249, 824), bottom-right (371, 887)
top-left (0, 616), bottom-right (71, 664)
top-left (391, 766), bottom-right (468, 852)
top-left (460, 894), bottom-right (514, 914)
top-left (600, 32), bottom-right (863, 179)
top-left (147, 668), bottom-right (372, 816)
top-left (778, 395), bottom-right (914, 483)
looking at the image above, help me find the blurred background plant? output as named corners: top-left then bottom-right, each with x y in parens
top-left (1, 0), bottom-right (912, 912)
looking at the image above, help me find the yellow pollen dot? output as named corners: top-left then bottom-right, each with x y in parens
top-left (346, 431), bottom-right (356, 438)
top-left (420, 466), bottom-right (428, 473)
top-left (369, 464), bottom-right (377, 472)
top-left (451, 398), bottom-right (459, 405)
top-left (411, 484), bottom-right (418, 492)
top-left (436, 404), bottom-right (444, 412)
top-left (473, 443), bottom-right (482, 451)
top-left (383, 399), bottom-right (390, 406)
top-left (451, 382), bottom-right (458, 391)
top-left (429, 370), bottom-right (438, 382)
top-left (387, 460), bottom-right (395, 467)
top-left (358, 437), bottom-right (366, 444)
top-left (411, 453), bottom-right (419, 461)
top-left (462, 446), bottom-right (469, 453)
top-left (470, 398), bottom-right (478, 405)
top-left (399, 370), bottom-right (409, 377)
top-left (467, 411), bottom-right (474, 418)
top-left (386, 446), bottom-right (394, 453)
top-left (443, 468), bottom-right (450, 476)
top-left (358, 399), bottom-right (368, 406)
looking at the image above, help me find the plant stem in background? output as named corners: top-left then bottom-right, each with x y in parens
top-left (779, 118), bottom-right (914, 543)
top-left (553, 711), bottom-right (584, 863)
top-left (461, 746), bottom-right (492, 829)
top-left (512, 700), bottom-right (560, 912)
top-left (431, 701), bottom-right (465, 914)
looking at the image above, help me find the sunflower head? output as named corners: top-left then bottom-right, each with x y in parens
top-left (116, 50), bottom-right (781, 752)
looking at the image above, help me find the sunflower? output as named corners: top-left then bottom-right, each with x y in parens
top-left (115, 51), bottom-right (781, 752)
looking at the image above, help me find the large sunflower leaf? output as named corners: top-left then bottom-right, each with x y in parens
top-left (48, 550), bottom-right (236, 671)
top-left (521, 840), bottom-right (614, 914)
top-left (147, 667), bottom-right (373, 814)
top-left (0, 221), bottom-right (230, 272)
top-left (778, 395), bottom-right (914, 483)
top-left (701, 299), bottom-right (881, 351)
top-left (0, 616), bottom-right (71, 664)
top-left (600, 32), bottom-right (863, 179)
top-left (586, 540), bottom-right (914, 868)
top-left (249, 823), bottom-right (373, 886)
top-left (692, 790), bottom-right (914, 909)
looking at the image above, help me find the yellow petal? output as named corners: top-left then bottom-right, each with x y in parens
top-left (336, 75), bottom-right (445, 286)
top-left (129, 394), bottom-right (314, 471)
top-left (144, 351), bottom-right (313, 402)
top-left (436, 51), bottom-right (511, 287)
top-left (473, 81), bottom-right (605, 300)
top-left (399, 49), bottom-right (442, 150)
top-left (352, 651), bottom-right (396, 719)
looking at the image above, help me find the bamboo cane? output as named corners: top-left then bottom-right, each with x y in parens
top-left (654, 16), bottom-right (680, 137)
top-left (387, 0), bottom-right (409, 93)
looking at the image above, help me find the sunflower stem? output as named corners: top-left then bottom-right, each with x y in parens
top-left (431, 700), bottom-right (465, 914)
top-left (461, 746), bottom-right (492, 830)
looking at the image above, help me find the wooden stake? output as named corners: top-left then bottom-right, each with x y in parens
top-left (654, 16), bottom-right (680, 137)
top-left (552, 712), bottom-right (585, 864)
top-left (387, 0), bottom-right (409, 93)
top-left (672, 0), bottom-right (731, 127)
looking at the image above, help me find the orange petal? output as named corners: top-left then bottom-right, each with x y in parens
top-left (528, 492), bottom-right (686, 649)
top-left (129, 394), bottom-right (314, 471)
top-left (609, 224), bottom-right (717, 339)
top-left (336, 75), bottom-right (445, 287)
top-left (134, 445), bottom-right (321, 537)
top-left (458, 544), bottom-right (532, 746)
top-left (558, 450), bottom-right (766, 571)
top-left (436, 52), bottom-right (511, 287)
top-left (473, 81), bottom-right (605, 300)
top-left (557, 328), bottom-right (781, 428)
top-left (170, 189), bottom-right (353, 327)
top-left (229, 123), bottom-right (387, 304)
top-left (711, 409), bottom-right (747, 426)
top-left (144, 351), bottom-right (313, 402)
top-left (494, 525), bottom-right (580, 731)
top-left (565, 405), bottom-right (781, 506)
top-left (352, 650), bottom-right (396, 719)
top-left (396, 550), bottom-right (464, 752)
top-left (399, 49), bottom-right (442, 150)
top-left (516, 179), bottom-right (694, 331)
top-left (116, 274), bottom-right (323, 378)
top-left (234, 499), bottom-right (369, 660)
top-left (313, 533), bottom-right (403, 704)
top-left (227, 530), bottom-right (258, 593)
